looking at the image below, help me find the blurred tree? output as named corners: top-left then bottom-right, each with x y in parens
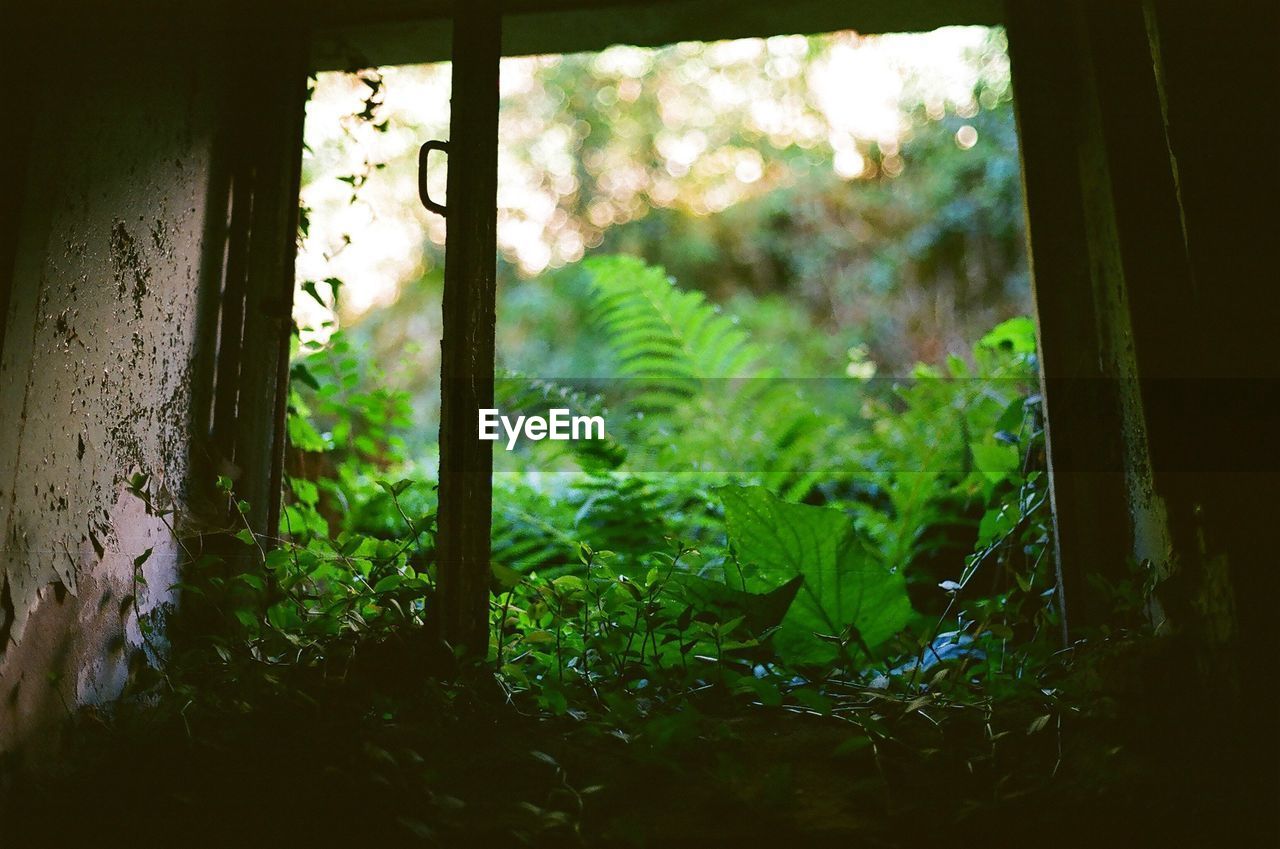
top-left (296, 26), bottom-right (1029, 448)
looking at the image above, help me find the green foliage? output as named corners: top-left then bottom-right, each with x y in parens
top-left (255, 253), bottom-right (1052, 701)
top-left (141, 255), bottom-right (1053, 740)
top-left (580, 254), bottom-right (843, 498)
top-left (302, 28), bottom-right (1029, 449)
top-left (719, 485), bottom-right (914, 666)
top-left (117, 31), bottom-right (1064, 821)
top-left (16, 33), bottom-right (1210, 848)
top-left (100, 253), bottom-right (1104, 849)
top-left (586, 254), bottom-right (762, 386)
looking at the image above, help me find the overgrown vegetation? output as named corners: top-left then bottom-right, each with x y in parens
top-left (7, 28), bottom-right (1257, 849)
top-left (270, 253), bottom-right (1053, 697)
top-left (8, 264), bottom-right (1215, 846)
top-left (302, 28), bottom-right (1031, 453)
top-left (8, 261), bottom-right (1150, 847)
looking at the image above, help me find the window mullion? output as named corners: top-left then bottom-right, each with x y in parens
top-left (435, 0), bottom-right (502, 656)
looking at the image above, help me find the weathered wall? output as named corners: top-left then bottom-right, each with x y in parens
top-left (0, 36), bottom-right (222, 757)
top-left (1008, 0), bottom-right (1278, 720)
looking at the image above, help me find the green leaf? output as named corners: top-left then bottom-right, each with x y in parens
top-left (792, 687), bottom-right (833, 715)
top-left (290, 361), bottom-right (321, 391)
top-left (491, 562), bottom-right (524, 591)
top-left (674, 572), bottom-right (801, 636)
top-left (376, 478), bottom-right (414, 497)
top-left (287, 414), bottom-right (329, 453)
top-left (615, 576), bottom-right (643, 601)
top-left (718, 485), bottom-right (913, 665)
top-left (980, 315), bottom-right (1037, 354)
top-left (552, 575), bottom-right (586, 596)
top-left (289, 477), bottom-right (319, 506)
top-left (267, 602), bottom-right (303, 631)
top-left (831, 735), bottom-right (874, 758)
top-left (733, 674), bottom-right (784, 706)
top-left (300, 280), bottom-right (327, 307)
top-left (238, 573), bottom-right (266, 591)
top-left (523, 629), bottom-right (556, 645)
top-left (264, 548), bottom-right (294, 572)
top-left (970, 442), bottom-right (1018, 484)
top-left (373, 575), bottom-right (403, 593)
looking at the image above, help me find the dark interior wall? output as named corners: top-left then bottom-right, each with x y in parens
top-left (0, 29), bottom-right (226, 756)
top-left (0, 13), bottom-right (30, 367)
top-left (1008, 0), bottom-right (1278, 736)
top-left (1005, 0), bottom-right (1133, 641)
top-left (1143, 0), bottom-right (1279, 730)
top-left (0, 24), bottom-right (307, 759)
top-left (2, 0), bottom-right (999, 69)
top-left (312, 0), bottom-right (1000, 70)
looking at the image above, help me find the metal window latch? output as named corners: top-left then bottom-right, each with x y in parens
top-left (418, 140), bottom-right (449, 216)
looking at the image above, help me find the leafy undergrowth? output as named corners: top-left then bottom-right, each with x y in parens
top-left (3, 631), bottom-right (1266, 848)
top-left (2, 262), bottom-right (1270, 846)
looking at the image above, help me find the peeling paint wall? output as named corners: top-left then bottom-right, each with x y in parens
top-left (0, 37), bottom-right (221, 756)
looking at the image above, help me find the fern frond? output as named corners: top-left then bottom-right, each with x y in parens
top-left (494, 370), bottom-right (627, 472)
top-left (581, 255), bottom-right (854, 498)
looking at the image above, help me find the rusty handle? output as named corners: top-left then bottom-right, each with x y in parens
top-left (418, 140), bottom-right (449, 216)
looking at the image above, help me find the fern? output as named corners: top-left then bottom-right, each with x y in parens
top-left (494, 369), bottom-right (627, 472)
top-left (491, 471), bottom-right (700, 575)
top-left (491, 255), bottom-right (864, 575)
top-left (582, 255), bottom-right (849, 499)
top-left (586, 255), bottom-right (763, 399)
top-left (491, 478), bottom-right (581, 576)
